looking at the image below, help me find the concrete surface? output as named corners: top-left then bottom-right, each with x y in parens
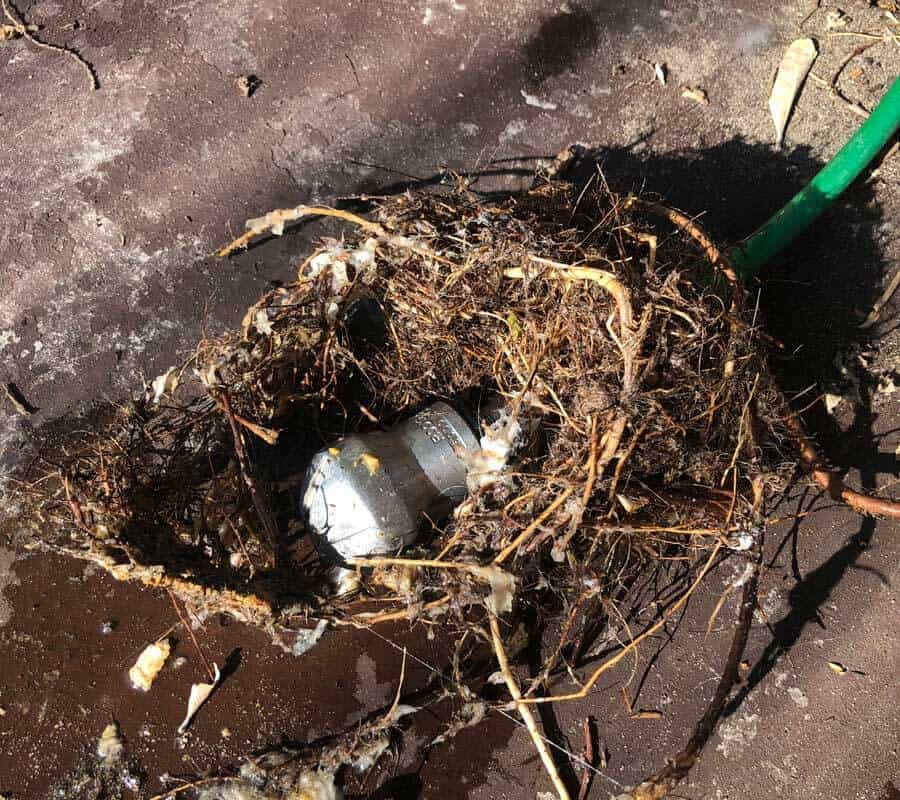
top-left (1, 0), bottom-right (899, 798)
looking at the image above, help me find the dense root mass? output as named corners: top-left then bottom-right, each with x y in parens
top-left (21, 178), bottom-right (793, 798)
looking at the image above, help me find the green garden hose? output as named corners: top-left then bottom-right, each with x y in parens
top-left (730, 74), bottom-right (900, 281)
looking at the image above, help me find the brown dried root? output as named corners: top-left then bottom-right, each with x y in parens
top-left (1, 0), bottom-right (97, 89)
top-left (490, 612), bottom-right (571, 800)
top-left (20, 177), bottom-right (797, 795)
top-left (622, 479), bottom-right (764, 800)
top-left (784, 409), bottom-right (900, 518)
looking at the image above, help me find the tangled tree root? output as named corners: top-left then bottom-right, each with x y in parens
top-left (16, 174), bottom-right (900, 799)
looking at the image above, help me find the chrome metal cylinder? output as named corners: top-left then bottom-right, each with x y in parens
top-left (300, 401), bottom-right (480, 560)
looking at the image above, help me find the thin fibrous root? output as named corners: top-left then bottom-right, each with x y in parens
top-left (513, 543), bottom-right (721, 706)
top-left (489, 612), bottom-right (572, 800)
top-left (1, 0), bottom-right (98, 90)
top-left (623, 478), bottom-right (763, 800)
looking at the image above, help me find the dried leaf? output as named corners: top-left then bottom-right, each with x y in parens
top-left (769, 38), bottom-right (818, 148)
top-left (681, 86), bottom-right (710, 106)
top-left (129, 638), bottom-right (171, 691)
top-left (178, 663), bottom-right (221, 733)
top-left (828, 661), bottom-right (848, 674)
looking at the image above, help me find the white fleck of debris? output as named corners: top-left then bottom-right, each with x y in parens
top-left (173, 656), bottom-right (188, 669)
top-left (463, 409), bottom-right (522, 492)
top-left (537, 793), bottom-right (556, 800)
top-left (97, 722), bottom-right (124, 762)
top-left (178, 663), bottom-right (221, 734)
top-left (253, 309), bottom-right (273, 336)
top-left (877, 375), bottom-right (897, 395)
top-left (0, 330), bottom-right (21, 350)
top-left (458, 121), bottom-right (480, 136)
top-left (469, 565), bottom-right (516, 615)
top-left (499, 118), bottom-right (527, 144)
top-left (653, 62), bottom-right (667, 86)
top-left (729, 532), bottom-right (754, 551)
top-left (824, 393), bottom-right (844, 415)
top-left (774, 669), bottom-right (790, 689)
top-left (715, 712), bottom-right (759, 758)
top-left (149, 367), bottom-right (179, 403)
top-left (732, 562), bottom-right (756, 588)
top-left (422, 6), bottom-right (433, 24)
top-left (293, 619), bottom-right (328, 657)
top-left (520, 89), bottom-right (558, 110)
top-left (825, 9), bottom-right (850, 30)
top-left (787, 687), bottom-right (809, 708)
top-left (129, 639), bottom-right (171, 691)
top-left (659, 8), bottom-right (672, 17)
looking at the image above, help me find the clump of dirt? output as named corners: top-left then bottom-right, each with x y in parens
top-left (20, 172), bottom-right (800, 799)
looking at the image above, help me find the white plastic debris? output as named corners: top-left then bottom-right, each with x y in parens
top-left (129, 639), bottom-right (171, 691)
top-left (97, 722), bottom-right (124, 762)
top-left (653, 62), bottom-right (667, 86)
top-left (178, 663), bottom-right (221, 734)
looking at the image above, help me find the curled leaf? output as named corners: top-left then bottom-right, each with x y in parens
top-left (178, 663), bottom-right (221, 734)
top-left (769, 38), bottom-right (818, 148)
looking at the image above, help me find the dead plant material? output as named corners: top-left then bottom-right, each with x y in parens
top-left (19, 175), bottom-right (894, 798)
top-left (0, 0), bottom-right (98, 90)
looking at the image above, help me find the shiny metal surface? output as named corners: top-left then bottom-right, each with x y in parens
top-left (300, 401), bottom-right (480, 560)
